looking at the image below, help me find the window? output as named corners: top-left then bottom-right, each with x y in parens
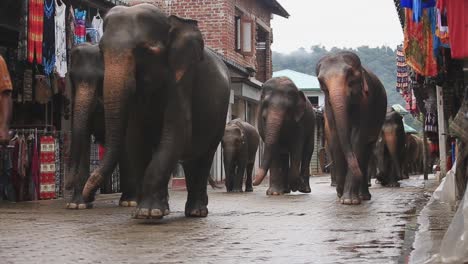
top-left (235, 15), bottom-right (254, 56)
top-left (308, 96), bottom-right (319, 106)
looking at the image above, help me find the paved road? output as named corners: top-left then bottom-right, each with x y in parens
top-left (0, 175), bottom-right (435, 264)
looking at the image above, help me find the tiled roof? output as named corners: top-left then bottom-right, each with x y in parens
top-left (262, 0), bottom-right (290, 18)
top-left (273, 69), bottom-right (320, 91)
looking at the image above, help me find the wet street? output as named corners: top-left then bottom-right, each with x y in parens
top-left (0, 175), bottom-right (435, 264)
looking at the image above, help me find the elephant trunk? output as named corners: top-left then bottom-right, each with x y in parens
top-left (65, 82), bottom-right (96, 189)
top-left (82, 50), bottom-right (135, 201)
top-left (253, 108), bottom-right (284, 186)
top-left (329, 87), bottom-right (363, 180)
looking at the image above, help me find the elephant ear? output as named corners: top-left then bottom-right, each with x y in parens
top-left (295, 91), bottom-right (308, 122)
top-left (168, 15), bottom-right (204, 83)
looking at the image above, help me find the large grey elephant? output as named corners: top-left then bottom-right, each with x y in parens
top-left (252, 77), bottom-right (316, 195)
top-left (65, 43), bottom-right (137, 209)
top-left (80, 4), bottom-right (230, 219)
top-left (317, 51), bottom-right (387, 205)
top-left (222, 119), bottom-right (259, 192)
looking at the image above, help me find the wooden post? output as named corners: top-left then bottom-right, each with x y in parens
top-left (436, 85), bottom-right (447, 179)
top-left (422, 119), bottom-right (428, 180)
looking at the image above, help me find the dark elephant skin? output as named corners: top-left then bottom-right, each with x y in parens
top-left (317, 51), bottom-right (387, 205)
top-left (376, 109), bottom-right (406, 187)
top-left (404, 134), bottom-right (428, 175)
top-left (252, 77), bottom-right (316, 195)
top-left (81, 4), bottom-right (230, 219)
top-left (65, 43), bottom-right (137, 209)
top-left (222, 119), bottom-right (260, 192)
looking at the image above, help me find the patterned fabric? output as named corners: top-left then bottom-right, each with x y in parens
top-left (17, 0), bottom-right (29, 61)
top-left (66, 4), bottom-right (75, 66)
top-left (74, 9), bottom-right (86, 44)
top-left (43, 0), bottom-right (55, 75)
top-left (39, 136), bottom-right (56, 199)
top-left (404, 8), bottom-right (438, 77)
top-left (0, 55), bottom-right (13, 93)
top-left (54, 0), bottom-right (67, 78)
top-left (28, 0), bottom-right (44, 64)
top-left (396, 45), bottom-right (409, 92)
top-left (55, 137), bottom-right (60, 197)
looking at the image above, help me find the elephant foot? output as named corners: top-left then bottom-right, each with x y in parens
top-left (383, 182), bottom-right (400, 188)
top-left (266, 187), bottom-right (285, 196)
top-left (119, 193), bottom-right (137, 207)
top-left (133, 198), bottom-right (170, 219)
top-left (331, 182), bottom-right (337, 187)
top-left (245, 187), bottom-right (253, 192)
top-left (66, 192), bottom-right (93, 209)
top-left (359, 193), bottom-right (372, 201)
top-left (289, 177), bottom-right (307, 193)
top-left (185, 199), bottom-right (208, 217)
top-left (119, 200), bottom-right (138, 207)
top-left (340, 192), bottom-right (361, 205)
top-left (66, 202), bottom-right (93, 209)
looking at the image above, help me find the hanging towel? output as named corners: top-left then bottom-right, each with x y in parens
top-left (27, 0), bottom-right (44, 64)
top-left (39, 136), bottom-right (56, 199)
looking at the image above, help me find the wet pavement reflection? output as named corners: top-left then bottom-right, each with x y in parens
top-left (0, 175), bottom-right (435, 264)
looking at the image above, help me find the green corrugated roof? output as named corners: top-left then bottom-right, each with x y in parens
top-left (392, 104), bottom-right (409, 115)
top-left (404, 122), bottom-right (418, 134)
top-left (272, 69), bottom-right (321, 91)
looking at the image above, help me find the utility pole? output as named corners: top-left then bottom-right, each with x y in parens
top-left (422, 112), bottom-right (428, 180)
top-left (436, 85), bottom-right (447, 180)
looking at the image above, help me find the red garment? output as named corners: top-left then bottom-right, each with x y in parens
top-left (404, 9), bottom-right (438, 76)
top-left (98, 145), bottom-right (105, 160)
top-left (27, 0), bottom-right (44, 64)
top-left (39, 136), bottom-right (55, 199)
top-left (446, 0), bottom-right (468, 58)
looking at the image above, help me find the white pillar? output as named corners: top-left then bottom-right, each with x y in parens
top-left (436, 85), bottom-right (447, 179)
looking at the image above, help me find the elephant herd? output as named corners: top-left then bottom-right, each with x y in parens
top-left (65, 4), bottom-right (420, 220)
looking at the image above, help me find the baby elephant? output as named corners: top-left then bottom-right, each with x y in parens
top-left (222, 119), bottom-right (260, 192)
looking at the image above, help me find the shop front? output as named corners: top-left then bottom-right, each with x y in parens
top-left (0, 0), bottom-right (126, 202)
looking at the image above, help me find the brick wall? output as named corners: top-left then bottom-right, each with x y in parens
top-left (127, 0), bottom-right (274, 80)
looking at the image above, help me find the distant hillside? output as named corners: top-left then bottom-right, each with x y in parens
top-left (272, 45), bottom-right (422, 131)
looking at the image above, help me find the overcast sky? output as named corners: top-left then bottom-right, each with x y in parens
top-left (271, 0), bottom-right (404, 53)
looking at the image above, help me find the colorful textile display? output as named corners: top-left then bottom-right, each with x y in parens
top-left (54, 0), bottom-right (67, 77)
top-left (39, 136), bottom-right (56, 199)
top-left (445, 0), bottom-right (468, 58)
top-left (42, 0), bottom-right (55, 75)
top-left (74, 9), bottom-right (86, 44)
top-left (28, 0), bottom-right (44, 64)
top-left (404, 8), bottom-right (438, 77)
top-left (396, 45), bottom-right (409, 92)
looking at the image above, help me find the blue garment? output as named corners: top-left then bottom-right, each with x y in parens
top-left (86, 28), bottom-right (99, 44)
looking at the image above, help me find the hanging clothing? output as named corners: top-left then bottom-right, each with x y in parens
top-left (396, 45), bottom-right (409, 93)
top-left (445, 0), bottom-right (468, 59)
top-left (0, 55), bottom-right (13, 93)
top-left (43, 0), bottom-right (56, 75)
top-left (23, 67), bottom-right (33, 102)
top-left (92, 14), bottom-right (104, 41)
top-left (86, 28), bottom-right (100, 44)
top-left (39, 136), bottom-right (56, 199)
top-left (30, 134), bottom-right (40, 200)
top-left (54, 0), bottom-right (67, 77)
top-left (74, 9), bottom-right (87, 44)
top-left (28, 0), bottom-right (44, 64)
top-left (0, 149), bottom-right (15, 201)
top-left (404, 8), bottom-right (438, 77)
top-left (17, 0), bottom-right (29, 61)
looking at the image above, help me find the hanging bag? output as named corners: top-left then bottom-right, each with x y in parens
top-left (35, 74), bottom-right (52, 104)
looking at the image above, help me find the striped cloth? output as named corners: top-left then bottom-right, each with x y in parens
top-left (27, 0), bottom-right (44, 64)
top-left (39, 136), bottom-right (55, 199)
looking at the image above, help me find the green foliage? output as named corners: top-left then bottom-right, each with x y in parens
top-left (272, 45), bottom-right (422, 131)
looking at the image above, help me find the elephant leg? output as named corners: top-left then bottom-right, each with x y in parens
top-left (183, 152), bottom-right (215, 217)
top-left (245, 162), bottom-right (254, 192)
top-left (67, 139), bottom-right (92, 210)
top-left (118, 149), bottom-right (137, 207)
top-left (232, 161), bottom-right (245, 192)
top-left (299, 139), bottom-right (314, 193)
top-left (330, 144), bottom-right (346, 198)
top-left (267, 152), bottom-right (286, 195)
top-left (341, 137), bottom-right (369, 205)
top-left (358, 144), bottom-right (372, 201)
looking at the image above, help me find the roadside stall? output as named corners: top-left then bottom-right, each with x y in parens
top-left (0, 0), bottom-right (126, 202)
